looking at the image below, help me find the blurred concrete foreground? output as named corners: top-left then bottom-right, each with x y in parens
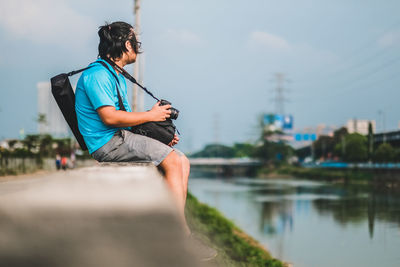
top-left (0, 163), bottom-right (201, 267)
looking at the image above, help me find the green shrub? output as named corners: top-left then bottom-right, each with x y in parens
top-left (374, 143), bottom-right (395, 163)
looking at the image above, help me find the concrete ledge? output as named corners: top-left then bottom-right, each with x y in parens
top-left (0, 165), bottom-right (203, 267)
top-left (98, 161), bottom-right (153, 167)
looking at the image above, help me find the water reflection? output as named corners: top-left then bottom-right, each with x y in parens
top-left (242, 178), bottom-right (400, 240)
top-left (312, 193), bottom-right (400, 239)
top-left (189, 177), bottom-right (400, 267)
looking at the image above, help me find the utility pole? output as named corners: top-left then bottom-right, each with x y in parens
top-left (138, 53), bottom-right (145, 112)
top-left (378, 110), bottom-right (386, 143)
top-left (271, 73), bottom-right (289, 115)
top-left (213, 113), bottom-right (220, 144)
top-left (368, 121), bottom-right (373, 162)
top-left (133, 0), bottom-right (143, 111)
top-left (377, 110), bottom-right (386, 132)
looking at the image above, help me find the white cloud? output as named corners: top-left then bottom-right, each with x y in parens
top-left (248, 31), bottom-right (291, 51)
top-left (162, 29), bottom-right (205, 46)
top-left (0, 0), bottom-right (96, 47)
top-left (378, 31), bottom-right (400, 47)
top-left (246, 30), bottom-right (338, 69)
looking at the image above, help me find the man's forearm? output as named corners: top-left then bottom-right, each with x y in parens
top-left (98, 107), bottom-right (153, 127)
top-left (109, 110), bottom-right (152, 127)
top-left (98, 103), bottom-right (170, 127)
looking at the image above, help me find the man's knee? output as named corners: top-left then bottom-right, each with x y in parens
top-left (160, 151), bottom-right (182, 170)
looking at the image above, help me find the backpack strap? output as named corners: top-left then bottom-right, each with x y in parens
top-left (67, 61), bottom-right (127, 111)
top-left (67, 65), bottom-right (94, 76)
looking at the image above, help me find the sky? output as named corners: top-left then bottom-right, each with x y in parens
top-left (0, 0), bottom-right (400, 153)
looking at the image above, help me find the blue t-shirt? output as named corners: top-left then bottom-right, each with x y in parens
top-left (75, 59), bottom-right (132, 154)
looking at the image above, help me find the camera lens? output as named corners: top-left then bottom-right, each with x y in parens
top-left (170, 108), bottom-right (179, 120)
top-left (159, 99), bottom-right (179, 120)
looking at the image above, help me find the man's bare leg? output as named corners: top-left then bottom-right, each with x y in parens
top-left (159, 151), bottom-right (190, 235)
top-left (180, 154), bottom-right (190, 206)
top-left (166, 153), bottom-right (217, 260)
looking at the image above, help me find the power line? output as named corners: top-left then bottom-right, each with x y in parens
top-left (320, 53), bottom-right (400, 98)
top-left (293, 68), bottom-right (400, 103)
top-left (345, 55), bottom-right (400, 86)
top-left (293, 48), bottom-right (400, 102)
top-left (328, 45), bottom-right (396, 80)
top-left (296, 19), bottom-right (400, 86)
top-left (329, 19), bottom-right (400, 74)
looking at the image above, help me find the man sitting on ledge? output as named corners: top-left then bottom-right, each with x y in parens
top-left (75, 21), bottom-right (190, 235)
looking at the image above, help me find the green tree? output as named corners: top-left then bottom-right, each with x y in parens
top-left (332, 127), bottom-right (348, 157)
top-left (232, 143), bottom-right (255, 158)
top-left (7, 139), bottom-right (18, 150)
top-left (22, 135), bottom-right (40, 154)
top-left (253, 141), bottom-right (292, 164)
top-left (395, 149), bottom-right (400, 162)
top-left (373, 143), bottom-right (395, 163)
top-left (313, 135), bottom-right (334, 159)
top-left (39, 134), bottom-right (54, 157)
top-left (37, 113), bottom-right (47, 124)
top-left (367, 122), bottom-right (374, 161)
top-left (54, 138), bottom-right (72, 156)
top-left (190, 144), bottom-right (235, 158)
top-left (335, 133), bottom-right (368, 162)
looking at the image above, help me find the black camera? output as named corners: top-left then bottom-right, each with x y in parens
top-left (160, 99), bottom-right (179, 120)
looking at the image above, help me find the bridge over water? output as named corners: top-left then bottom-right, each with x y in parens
top-left (189, 158), bottom-right (262, 177)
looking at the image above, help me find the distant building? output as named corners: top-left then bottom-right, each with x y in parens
top-left (316, 124), bottom-right (336, 137)
top-left (346, 119), bottom-right (375, 135)
top-left (291, 124), bottom-right (337, 149)
top-left (37, 82), bottom-right (70, 137)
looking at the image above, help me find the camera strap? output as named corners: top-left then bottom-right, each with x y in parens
top-left (99, 59), bottom-right (180, 136)
top-left (102, 57), bottom-right (160, 102)
top-left (97, 61), bottom-right (127, 112)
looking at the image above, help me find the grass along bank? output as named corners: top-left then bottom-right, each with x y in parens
top-left (185, 192), bottom-right (284, 267)
top-left (258, 165), bottom-right (373, 184)
top-left (264, 165), bottom-right (400, 192)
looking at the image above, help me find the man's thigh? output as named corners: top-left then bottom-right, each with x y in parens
top-left (93, 130), bottom-right (173, 166)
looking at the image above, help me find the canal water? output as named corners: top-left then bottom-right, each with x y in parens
top-left (188, 175), bottom-right (400, 267)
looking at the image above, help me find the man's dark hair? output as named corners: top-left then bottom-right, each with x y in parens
top-left (98, 21), bottom-right (141, 60)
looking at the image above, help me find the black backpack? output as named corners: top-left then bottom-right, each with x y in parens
top-left (51, 67), bottom-right (91, 151)
top-left (131, 120), bottom-right (176, 145)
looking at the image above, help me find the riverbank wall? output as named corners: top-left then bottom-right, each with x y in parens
top-left (261, 165), bottom-right (400, 192)
top-left (0, 163), bottom-right (205, 266)
top-left (0, 162), bottom-right (285, 266)
top-left (0, 157), bottom-right (95, 176)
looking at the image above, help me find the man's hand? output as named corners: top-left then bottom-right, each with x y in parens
top-left (149, 101), bottom-right (171, 121)
top-left (168, 134), bottom-right (180, 147)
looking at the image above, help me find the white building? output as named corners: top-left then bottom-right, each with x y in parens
top-left (346, 119), bottom-right (376, 135)
top-left (37, 81), bottom-right (70, 137)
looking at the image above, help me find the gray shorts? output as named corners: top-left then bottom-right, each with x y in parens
top-left (91, 129), bottom-right (174, 166)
